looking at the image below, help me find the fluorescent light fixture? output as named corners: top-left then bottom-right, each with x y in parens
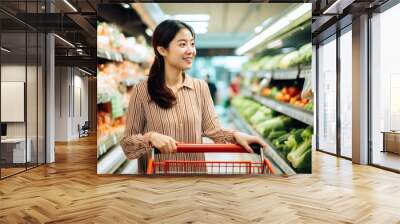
top-left (145, 28), bottom-right (153, 37)
top-left (63, 0), bottom-right (78, 12)
top-left (121, 3), bottom-right (130, 9)
top-left (286, 4), bottom-right (312, 21)
top-left (235, 4), bottom-right (311, 55)
top-left (173, 14), bottom-right (210, 22)
top-left (54, 34), bottom-right (75, 48)
top-left (1, 47), bottom-right (11, 53)
top-left (78, 68), bottom-right (92, 76)
top-left (236, 19), bottom-right (289, 55)
top-left (183, 21), bottom-right (208, 34)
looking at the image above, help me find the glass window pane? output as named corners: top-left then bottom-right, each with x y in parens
top-left (340, 29), bottom-right (352, 158)
top-left (1, 31), bottom-right (27, 177)
top-left (27, 31), bottom-right (38, 169)
top-left (371, 4), bottom-right (400, 171)
top-left (317, 37), bottom-right (337, 154)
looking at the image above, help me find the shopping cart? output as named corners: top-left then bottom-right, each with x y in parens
top-left (146, 143), bottom-right (275, 175)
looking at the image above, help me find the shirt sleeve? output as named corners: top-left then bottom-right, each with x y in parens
top-left (120, 83), bottom-right (153, 160)
top-left (200, 80), bottom-right (237, 144)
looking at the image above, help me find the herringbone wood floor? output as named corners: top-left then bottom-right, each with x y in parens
top-left (1, 135), bottom-right (400, 224)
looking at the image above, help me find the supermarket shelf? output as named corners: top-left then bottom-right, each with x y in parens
top-left (98, 129), bottom-right (124, 158)
top-left (299, 67), bottom-right (312, 78)
top-left (117, 159), bottom-right (138, 174)
top-left (242, 91), bottom-right (313, 126)
top-left (272, 69), bottom-right (299, 80)
top-left (97, 48), bottom-right (148, 64)
top-left (97, 145), bottom-right (127, 174)
top-left (97, 48), bottom-right (123, 62)
top-left (229, 107), bottom-right (296, 175)
top-left (252, 67), bottom-right (311, 80)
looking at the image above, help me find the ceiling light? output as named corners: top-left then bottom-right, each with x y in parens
top-left (145, 28), bottom-right (153, 37)
top-left (63, 0), bottom-right (78, 12)
top-left (184, 21), bottom-right (208, 34)
top-left (235, 4), bottom-right (311, 55)
top-left (1, 47), bottom-right (11, 53)
top-left (54, 34), bottom-right (75, 48)
top-left (121, 3), bottom-right (130, 9)
top-left (172, 14), bottom-right (210, 22)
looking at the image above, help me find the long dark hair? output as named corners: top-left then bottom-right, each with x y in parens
top-left (148, 20), bottom-right (195, 109)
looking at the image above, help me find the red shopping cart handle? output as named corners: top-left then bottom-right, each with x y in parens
top-left (154, 143), bottom-right (262, 154)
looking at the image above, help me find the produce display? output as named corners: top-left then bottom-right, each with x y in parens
top-left (97, 21), bottom-right (154, 64)
top-left (231, 96), bottom-right (312, 173)
top-left (260, 85), bottom-right (313, 111)
top-left (243, 43), bottom-right (312, 72)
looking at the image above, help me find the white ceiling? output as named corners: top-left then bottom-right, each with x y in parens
top-left (156, 3), bottom-right (296, 49)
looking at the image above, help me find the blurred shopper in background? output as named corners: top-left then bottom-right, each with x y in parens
top-left (225, 74), bottom-right (242, 107)
top-left (205, 74), bottom-right (217, 104)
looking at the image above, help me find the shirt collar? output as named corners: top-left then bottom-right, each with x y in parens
top-left (182, 74), bottom-right (194, 89)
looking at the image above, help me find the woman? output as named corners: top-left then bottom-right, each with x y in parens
top-left (120, 20), bottom-right (266, 160)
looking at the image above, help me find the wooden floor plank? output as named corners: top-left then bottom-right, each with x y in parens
top-left (0, 135), bottom-right (399, 223)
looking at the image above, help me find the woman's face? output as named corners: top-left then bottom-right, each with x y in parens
top-left (159, 28), bottom-right (196, 70)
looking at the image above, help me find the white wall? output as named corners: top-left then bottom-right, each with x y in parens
top-left (55, 67), bottom-right (89, 141)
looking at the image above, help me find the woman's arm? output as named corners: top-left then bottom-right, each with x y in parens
top-left (120, 84), bottom-right (153, 160)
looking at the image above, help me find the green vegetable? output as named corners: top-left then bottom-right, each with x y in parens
top-left (301, 126), bottom-right (313, 141)
top-left (279, 51), bottom-right (301, 69)
top-left (284, 135), bottom-right (298, 150)
top-left (255, 116), bottom-right (292, 137)
top-left (268, 130), bottom-right (287, 141)
top-left (263, 54), bottom-right (285, 70)
top-left (249, 107), bottom-right (273, 125)
top-left (269, 87), bottom-right (279, 98)
top-left (242, 104), bottom-right (261, 121)
top-left (298, 43), bottom-right (312, 65)
top-left (292, 149), bottom-right (311, 173)
top-left (287, 138), bottom-right (312, 167)
top-left (283, 129), bottom-right (303, 150)
top-left (304, 102), bottom-right (313, 111)
top-left (273, 133), bottom-right (290, 145)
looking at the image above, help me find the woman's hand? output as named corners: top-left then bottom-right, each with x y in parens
top-left (149, 132), bottom-right (177, 153)
top-left (233, 131), bottom-right (267, 153)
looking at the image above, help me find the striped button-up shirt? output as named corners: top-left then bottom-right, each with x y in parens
top-left (120, 75), bottom-right (236, 160)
